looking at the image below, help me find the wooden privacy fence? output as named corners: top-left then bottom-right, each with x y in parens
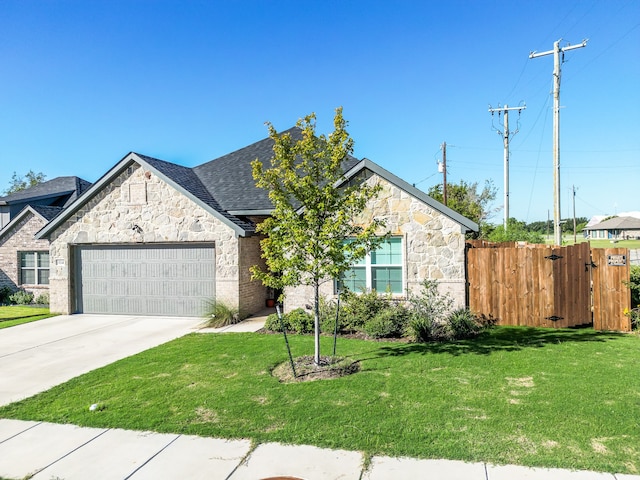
top-left (466, 240), bottom-right (631, 331)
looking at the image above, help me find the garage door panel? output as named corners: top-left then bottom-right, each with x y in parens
top-left (76, 244), bottom-right (215, 317)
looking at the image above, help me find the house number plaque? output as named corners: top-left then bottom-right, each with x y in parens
top-left (607, 254), bottom-right (626, 266)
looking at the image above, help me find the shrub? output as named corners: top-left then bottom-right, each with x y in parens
top-left (287, 308), bottom-right (314, 334)
top-left (447, 308), bottom-right (483, 339)
top-left (338, 289), bottom-right (392, 333)
top-left (9, 289), bottom-right (34, 305)
top-left (35, 292), bottom-right (50, 305)
top-left (407, 280), bottom-right (493, 342)
top-left (201, 300), bottom-right (239, 328)
top-left (0, 286), bottom-right (13, 305)
top-left (264, 308), bottom-right (314, 334)
top-left (363, 305), bottom-right (410, 339)
top-left (629, 265), bottom-right (640, 308)
top-left (264, 313), bottom-right (286, 332)
top-left (625, 308), bottom-right (640, 331)
top-left (408, 280), bottom-right (453, 324)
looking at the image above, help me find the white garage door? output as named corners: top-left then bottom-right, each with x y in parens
top-left (75, 244), bottom-right (215, 317)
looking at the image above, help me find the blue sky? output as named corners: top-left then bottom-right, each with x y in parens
top-left (1, 0), bottom-right (638, 223)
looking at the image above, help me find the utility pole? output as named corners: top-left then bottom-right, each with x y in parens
top-left (438, 142), bottom-right (448, 206)
top-left (488, 104), bottom-right (526, 228)
top-left (530, 39), bottom-right (587, 246)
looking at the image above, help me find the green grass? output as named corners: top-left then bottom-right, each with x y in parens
top-left (543, 235), bottom-right (640, 249)
top-left (0, 328), bottom-right (638, 474)
top-left (0, 306), bottom-right (55, 329)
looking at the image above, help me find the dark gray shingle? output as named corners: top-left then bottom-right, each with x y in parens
top-left (30, 205), bottom-right (64, 221)
top-left (193, 127), bottom-right (361, 212)
top-left (0, 176), bottom-right (89, 203)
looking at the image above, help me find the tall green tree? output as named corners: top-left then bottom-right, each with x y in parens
top-left (427, 179), bottom-right (498, 235)
top-left (251, 108), bottom-right (386, 364)
top-left (3, 170), bottom-right (47, 195)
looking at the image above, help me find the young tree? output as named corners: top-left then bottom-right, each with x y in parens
top-left (4, 170), bottom-right (47, 195)
top-left (251, 108), bottom-right (386, 364)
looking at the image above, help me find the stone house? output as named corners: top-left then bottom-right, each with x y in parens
top-left (0, 177), bottom-right (91, 297)
top-left (37, 129), bottom-right (477, 317)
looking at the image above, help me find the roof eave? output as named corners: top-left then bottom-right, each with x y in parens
top-left (228, 209), bottom-right (274, 216)
top-left (37, 153), bottom-right (251, 239)
top-left (1, 206), bottom-right (48, 241)
top-left (0, 190), bottom-right (75, 205)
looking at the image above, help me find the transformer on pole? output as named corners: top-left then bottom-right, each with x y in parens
top-left (488, 104), bottom-right (526, 228)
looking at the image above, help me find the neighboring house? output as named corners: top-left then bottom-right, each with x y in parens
top-left (37, 129), bottom-right (478, 318)
top-left (0, 176), bottom-right (92, 229)
top-left (584, 216), bottom-right (640, 240)
top-left (0, 177), bottom-right (91, 296)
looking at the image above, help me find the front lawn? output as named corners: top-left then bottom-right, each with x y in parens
top-left (0, 306), bottom-right (55, 329)
top-left (0, 328), bottom-right (638, 474)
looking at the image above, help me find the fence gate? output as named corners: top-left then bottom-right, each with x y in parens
top-left (466, 241), bottom-right (631, 331)
top-left (591, 248), bottom-right (631, 331)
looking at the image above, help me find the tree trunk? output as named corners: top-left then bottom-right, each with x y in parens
top-left (314, 281), bottom-right (321, 365)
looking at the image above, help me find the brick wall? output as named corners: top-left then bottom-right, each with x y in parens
top-left (0, 211), bottom-right (50, 297)
top-left (238, 235), bottom-right (268, 318)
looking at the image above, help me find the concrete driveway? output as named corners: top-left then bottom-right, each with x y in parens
top-left (0, 314), bottom-right (203, 407)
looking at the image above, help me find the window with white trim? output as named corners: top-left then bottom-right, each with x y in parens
top-left (20, 252), bottom-right (50, 285)
top-left (339, 237), bottom-right (403, 294)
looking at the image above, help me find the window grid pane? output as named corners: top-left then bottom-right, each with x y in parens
top-left (38, 269), bottom-right (50, 285)
top-left (372, 267), bottom-right (403, 293)
top-left (38, 252), bottom-right (50, 268)
top-left (371, 238), bottom-right (402, 265)
top-left (22, 269), bottom-right (36, 284)
top-left (341, 267), bottom-right (366, 292)
top-left (21, 252), bottom-right (35, 268)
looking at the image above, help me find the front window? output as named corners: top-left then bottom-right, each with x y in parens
top-left (339, 237), bottom-right (403, 294)
top-left (20, 252), bottom-right (50, 285)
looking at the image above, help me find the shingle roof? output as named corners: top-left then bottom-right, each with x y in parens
top-left (193, 127), bottom-right (361, 213)
top-left (586, 216), bottom-right (640, 230)
top-left (37, 128), bottom-right (478, 239)
top-left (0, 205), bottom-right (64, 240)
top-left (0, 176), bottom-right (90, 204)
top-left (30, 205), bottom-right (64, 221)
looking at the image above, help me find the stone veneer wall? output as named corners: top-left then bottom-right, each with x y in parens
top-left (47, 163), bottom-right (253, 315)
top-left (284, 174), bottom-right (468, 311)
top-left (0, 212), bottom-right (50, 296)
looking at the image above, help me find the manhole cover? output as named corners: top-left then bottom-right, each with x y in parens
top-left (261, 477), bottom-right (305, 480)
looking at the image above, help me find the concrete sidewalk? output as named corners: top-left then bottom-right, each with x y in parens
top-left (0, 419), bottom-right (637, 480)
